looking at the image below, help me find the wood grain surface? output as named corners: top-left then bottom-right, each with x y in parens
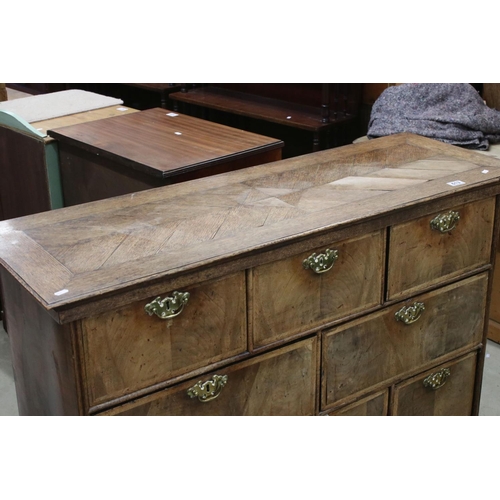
top-left (393, 352), bottom-right (477, 416)
top-left (2, 132), bottom-right (500, 416)
top-left (251, 230), bottom-right (384, 348)
top-left (101, 336), bottom-right (318, 416)
top-left (81, 272), bottom-right (247, 407)
top-left (322, 273), bottom-right (488, 408)
top-left (2, 133), bottom-right (500, 319)
top-left (327, 390), bottom-right (389, 416)
top-left (33, 105), bottom-right (139, 137)
top-left (48, 107), bottom-right (283, 177)
top-left (387, 197), bottom-right (495, 299)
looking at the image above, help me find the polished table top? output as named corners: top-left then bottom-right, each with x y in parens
top-left (47, 107), bottom-right (284, 179)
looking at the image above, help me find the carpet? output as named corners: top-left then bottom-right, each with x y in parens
top-left (0, 89), bottom-right (123, 123)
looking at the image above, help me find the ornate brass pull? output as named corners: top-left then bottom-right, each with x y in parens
top-left (303, 249), bottom-right (339, 274)
top-left (187, 374), bottom-right (228, 403)
top-left (395, 302), bottom-right (425, 325)
top-left (430, 210), bottom-right (460, 233)
top-left (144, 291), bottom-right (190, 319)
top-left (423, 368), bottom-right (451, 390)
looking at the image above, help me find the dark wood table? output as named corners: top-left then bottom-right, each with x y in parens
top-left (170, 84), bottom-right (363, 157)
top-left (48, 107), bottom-right (284, 206)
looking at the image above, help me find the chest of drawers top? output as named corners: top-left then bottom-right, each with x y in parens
top-left (2, 133), bottom-right (500, 322)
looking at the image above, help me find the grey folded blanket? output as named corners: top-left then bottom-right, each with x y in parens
top-left (367, 83), bottom-right (500, 150)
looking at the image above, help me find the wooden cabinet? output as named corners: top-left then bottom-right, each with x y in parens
top-left (0, 97), bottom-right (138, 326)
top-left (0, 100), bottom-right (139, 221)
top-left (47, 107), bottom-right (283, 206)
top-left (170, 84), bottom-right (363, 157)
top-left (1, 133), bottom-right (500, 416)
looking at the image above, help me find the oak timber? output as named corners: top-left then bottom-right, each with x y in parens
top-left (2, 134), bottom-right (500, 321)
top-left (392, 352), bottom-right (478, 416)
top-left (322, 273), bottom-right (488, 408)
top-left (2, 133), bottom-right (500, 416)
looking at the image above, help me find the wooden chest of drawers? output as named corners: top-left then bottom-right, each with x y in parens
top-left (1, 133), bottom-right (500, 416)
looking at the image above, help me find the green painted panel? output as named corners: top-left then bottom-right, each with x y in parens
top-left (0, 110), bottom-right (46, 138)
top-left (45, 142), bottom-right (64, 209)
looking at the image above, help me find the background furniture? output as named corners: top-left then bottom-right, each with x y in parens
top-left (67, 83), bottom-right (182, 110)
top-left (7, 83), bottom-right (182, 110)
top-left (483, 84), bottom-right (500, 111)
top-left (170, 84), bottom-right (363, 158)
top-left (0, 90), bottom-right (136, 219)
top-left (0, 106), bottom-right (138, 220)
top-left (1, 133), bottom-right (499, 416)
top-left (48, 107), bottom-right (284, 206)
top-left (0, 91), bottom-right (137, 327)
top-left (5, 83), bottom-right (70, 95)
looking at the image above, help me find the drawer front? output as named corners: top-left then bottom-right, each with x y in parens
top-left (101, 337), bottom-right (318, 416)
top-left (322, 273), bottom-right (487, 409)
top-left (251, 230), bottom-right (384, 348)
top-left (393, 352), bottom-right (477, 416)
top-left (327, 390), bottom-right (389, 416)
top-left (81, 272), bottom-right (247, 407)
top-left (387, 197), bottom-right (495, 300)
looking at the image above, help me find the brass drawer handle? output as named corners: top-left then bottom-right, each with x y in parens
top-left (187, 374), bottom-right (228, 403)
top-left (303, 249), bottom-right (339, 274)
top-left (395, 302), bottom-right (425, 325)
top-left (144, 291), bottom-right (190, 319)
top-left (430, 210), bottom-right (460, 233)
top-left (423, 368), bottom-right (451, 390)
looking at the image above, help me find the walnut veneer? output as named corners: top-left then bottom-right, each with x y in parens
top-left (1, 133), bottom-right (500, 416)
top-left (170, 84), bottom-right (362, 157)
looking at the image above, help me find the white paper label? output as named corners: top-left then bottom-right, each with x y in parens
top-left (54, 289), bottom-right (69, 296)
top-left (447, 180), bottom-right (465, 186)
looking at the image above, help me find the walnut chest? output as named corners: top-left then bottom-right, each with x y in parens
top-left (1, 133), bottom-right (500, 416)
